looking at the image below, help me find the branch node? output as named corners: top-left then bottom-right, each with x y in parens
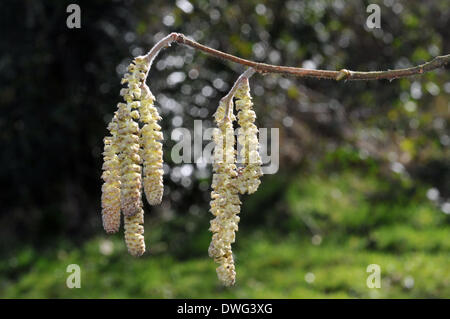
top-left (336, 69), bottom-right (351, 81)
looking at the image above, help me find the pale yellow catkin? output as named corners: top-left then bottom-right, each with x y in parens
top-left (235, 79), bottom-right (262, 194)
top-left (124, 207), bottom-right (145, 257)
top-left (101, 114), bottom-right (121, 233)
top-left (139, 84), bottom-right (164, 206)
top-left (208, 99), bottom-right (241, 287)
top-left (117, 100), bottom-right (143, 217)
top-left (117, 57), bottom-right (150, 218)
top-left (117, 57), bottom-right (150, 256)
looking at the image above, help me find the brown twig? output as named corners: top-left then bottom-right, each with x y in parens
top-left (221, 68), bottom-right (256, 121)
top-left (141, 32), bottom-right (450, 82)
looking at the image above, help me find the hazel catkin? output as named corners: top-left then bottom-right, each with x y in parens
top-left (124, 207), bottom-right (145, 257)
top-left (139, 84), bottom-right (164, 206)
top-left (116, 57), bottom-right (152, 218)
top-left (117, 100), bottom-right (143, 217)
top-left (208, 99), bottom-right (241, 287)
top-left (235, 79), bottom-right (262, 195)
top-left (101, 114), bottom-right (121, 233)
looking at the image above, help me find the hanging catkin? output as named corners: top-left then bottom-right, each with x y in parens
top-left (124, 207), bottom-right (146, 257)
top-left (139, 84), bottom-right (164, 206)
top-left (101, 114), bottom-right (121, 233)
top-left (117, 100), bottom-right (142, 218)
top-left (117, 59), bottom-right (146, 217)
top-left (208, 99), bottom-right (241, 287)
top-left (117, 57), bottom-right (150, 256)
top-left (235, 79), bottom-right (262, 194)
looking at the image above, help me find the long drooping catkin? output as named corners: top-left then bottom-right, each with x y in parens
top-left (117, 100), bottom-right (143, 217)
top-left (235, 79), bottom-right (262, 194)
top-left (139, 84), bottom-right (164, 206)
top-left (117, 57), bottom-right (150, 256)
top-left (124, 207), bottom-right (145, 256)
top-left (101, 114), bottom-right (121, 233)
top-left (208, 99), bottom-right (241, 287)
top-left (117, 58), bottom-right (148, 218)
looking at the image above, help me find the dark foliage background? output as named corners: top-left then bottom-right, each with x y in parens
top-left (0, 0), bottom-right (448, 298)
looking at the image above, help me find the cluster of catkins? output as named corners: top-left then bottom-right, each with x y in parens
top-left (101, 60), bottom-right (261, 286)
top-left (101, 56), bottom-right (164, 257)
top-left (209, 78), bottom-right (262, 286)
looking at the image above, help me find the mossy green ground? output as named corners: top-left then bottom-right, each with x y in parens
top-left (1, 170), bottom-right (449, 298)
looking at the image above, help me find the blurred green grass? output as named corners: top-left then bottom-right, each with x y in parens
top-left (1, 168), bottom-right (449, 298)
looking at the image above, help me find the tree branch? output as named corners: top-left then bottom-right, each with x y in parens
top-left (142, 32), bottom-right (450, 81)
